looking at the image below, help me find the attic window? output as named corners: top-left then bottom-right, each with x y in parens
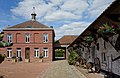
top-left (26, 26), bottom-right (33, 28)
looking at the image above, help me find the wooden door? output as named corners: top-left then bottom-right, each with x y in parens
top-left (25, 48), bottom-right (30, 59)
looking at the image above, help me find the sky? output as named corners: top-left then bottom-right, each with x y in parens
top-left (0, 0), bottom-right (114, 40)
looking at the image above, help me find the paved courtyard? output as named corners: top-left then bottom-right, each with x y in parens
top-left (42, 60), bottom-right (86, 78)
top-left (0, 60), bottom-right (51, 78)
top-left (0, 60), bottom-right (104, 78)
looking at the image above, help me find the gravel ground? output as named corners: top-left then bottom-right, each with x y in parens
top-left (0, 61), bottom-right (52, 78)
top-left (42, 60), bottom-right (86, 78)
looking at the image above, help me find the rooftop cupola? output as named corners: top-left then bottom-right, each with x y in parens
top-left (31, 7), bottom-right (37, 21)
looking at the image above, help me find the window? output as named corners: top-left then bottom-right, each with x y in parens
top-left (7, 48), bottom-right (12, 58)
top-left (34, 48), bottom-right (39, 58)
top-left (16, 48), bottom-right (21, 57)
top-left (25, 33), bottom-right (30, 43)
top-left (97, 43), bottom-right (99, 50)
top-left (101, 52), bottom-right (106, 63)
top-left (43, 34), bottom-right (48, 43)
top-left (43, 48), bottom-right (48, 58)
top-left (7, 34), bottom-right (12, 43)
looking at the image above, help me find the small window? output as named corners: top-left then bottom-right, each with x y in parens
top-left (101, 52), bottom-right (106, 63)
top-left (34, 48), bottom-right (39, 58)
top-left (7, 48), bottom-right (12, 58)
top-left (43, 48), bottom-right (48, 58)
top-left (7, 34), bottom-right (12, 43)
top-left (97, 43), bottom-right (99, 50)
top-left (25, 33), bottom-right (30, 43)
top-left (43, 34), bottom-right (48, 43)
top-left (16, 48), bottom-right (21, 57)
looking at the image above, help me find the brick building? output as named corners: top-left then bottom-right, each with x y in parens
top-left (0, 9), bottom-right (55, 62)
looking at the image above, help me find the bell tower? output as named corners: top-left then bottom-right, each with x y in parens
top-left (31, 7), bottom-right (36, 21)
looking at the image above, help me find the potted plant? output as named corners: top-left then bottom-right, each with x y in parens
top-left (39, 53), bottom-right (43, 62)
top-left (97, 23), bottom-right (118, 36)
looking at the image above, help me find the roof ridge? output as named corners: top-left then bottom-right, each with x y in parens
top-left (9, 20), bottom-right (49, 28)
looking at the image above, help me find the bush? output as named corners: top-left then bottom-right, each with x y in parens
top-left (68, 51), bottom-right (79, 65)
top-left (0, 54), bottom-right (5, 64)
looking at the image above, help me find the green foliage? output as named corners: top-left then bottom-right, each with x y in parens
top-left (97, 23), bottom-right (118, 36)
top-left (0, 32), bottom-right (13, 47)
top-left (55, 49), bottom-right (65, 57)
top-left (0, 54), bottom-right (5, 64)
top-left (68, 51), bottom-right (79, 65)
top-left (0, 33), bottom-right (4, 38)
top-left (84, 36), bottom-right (95, 43)
top-left (0, 41), bottom-right (13, 47)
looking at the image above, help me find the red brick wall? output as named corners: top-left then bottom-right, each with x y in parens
top-left (1, 29), bottom-right (54, 62)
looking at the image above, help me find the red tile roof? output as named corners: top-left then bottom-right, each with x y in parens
top-left (10, 20), bottom-right (49, 28)
top-left (57, 35), bottom-right (78, 45)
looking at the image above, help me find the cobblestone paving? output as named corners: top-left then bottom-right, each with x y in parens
top-left (42, 60), bottom-right (86, 78)
top-left (0, 61), bottom-right (51, 78)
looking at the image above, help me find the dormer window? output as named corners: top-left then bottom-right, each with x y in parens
top-left (25, 33), bottom-right (30, 43)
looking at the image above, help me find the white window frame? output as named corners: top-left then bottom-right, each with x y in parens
top-left (34, 48), bottom-right (39, 58)
top-left (7, 34), bottom-right (12, 43)
top-left (16, 48), bottom-right (21, 58)
top-left (7, 48), bottom-right (12, 58)
top-left (25, 33), bottom-right (30, 43)
top-left (43, 34), bottom-right (48, 43)
top-left (43, 48), bottom-right (48, 58)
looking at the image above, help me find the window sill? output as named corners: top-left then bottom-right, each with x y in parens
top-left (43, 42), bottom-right (48, 44)
top-left (34, 57), bottom-right (39, 58)
top-left (26, 42), bottom-right (30, 43)
top-left (43, 57), bottom-right (48, 58)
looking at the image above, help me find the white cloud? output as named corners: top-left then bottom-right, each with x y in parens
top-left (55, 21), bottom-right (91, 40)
top-left (44, 10), bottom-right (81, 21)
top-left (10, 0), bottom-right (114, 40)
top-left (61, 0), bottom-right (88, 15)
top-left (87, 0), bottom-right (114, 19)
top-left (11, 0), bottom-right (88, 22)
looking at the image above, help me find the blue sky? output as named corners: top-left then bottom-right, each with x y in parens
top-left (0, 0), bottom-right (114, 40)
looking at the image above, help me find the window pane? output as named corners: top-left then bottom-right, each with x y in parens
top-left (26, 34), bottom-right (30, 43)
top-left (7, 34), bottom-right (12, 43)
top-left (43, 48), bottom-right (48, 58)
top-left (43, 34), bottom-right (48, 43)
top-left (16, 48), bottom-right (21, 57)
top-left (34, 48), bottom-right (39, 58)
top-left (7, 48), bottom-right (12, 58)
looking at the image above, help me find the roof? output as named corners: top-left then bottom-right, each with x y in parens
top-left (56, 35), bottom-right (78, 45)
top-left (9, 20), bottom-right (49, 28)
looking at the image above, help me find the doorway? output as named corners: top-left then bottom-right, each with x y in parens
top-left (25, 48), bottom-right (30, 62)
